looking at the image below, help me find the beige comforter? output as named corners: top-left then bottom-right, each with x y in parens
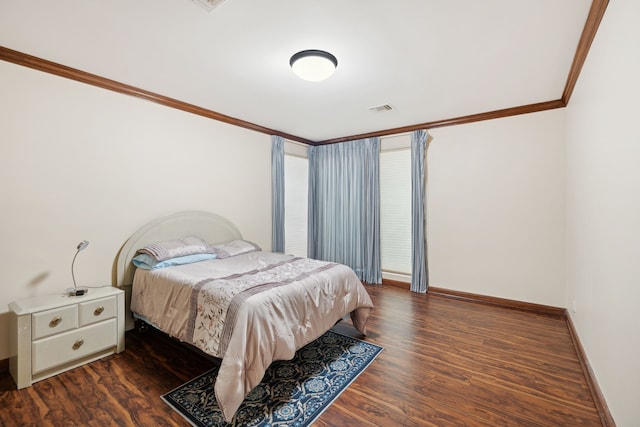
top-left (130, 251), bottom-right (373, 421)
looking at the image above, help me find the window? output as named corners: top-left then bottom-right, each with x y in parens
top-left (380, 148), bottom-right (412, 275)
top-left (284, 154), bottom-right (308, 257)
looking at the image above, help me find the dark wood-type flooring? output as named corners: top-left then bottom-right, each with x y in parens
top-left (0, 285), bottom-right (602, 426)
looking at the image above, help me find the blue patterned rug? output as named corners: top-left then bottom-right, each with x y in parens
top-left (162, 330), bottom-right (383, 426)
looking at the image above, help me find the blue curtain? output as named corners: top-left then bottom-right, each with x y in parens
top-left (411, 130), bottom-right (429, 293)
top-left (271, 135), bottom-right (285, 253)
top-left (308, 138), bottom-right (381, 283)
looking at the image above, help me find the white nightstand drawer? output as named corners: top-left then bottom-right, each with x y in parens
top-left (32, 318), bottom-right (117, 374)
top-left (79, 296), bottom-right (116, 326)
top-left (32, 305), bottom-right (79, 340)
top-left (10, 287), bottom-right (124, 389)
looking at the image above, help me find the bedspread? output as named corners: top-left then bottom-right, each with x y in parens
top-left (130, 251), bottom-right (373, 421)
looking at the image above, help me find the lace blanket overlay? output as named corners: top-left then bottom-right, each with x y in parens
top-left (186, 257), bottom-right (337, 358)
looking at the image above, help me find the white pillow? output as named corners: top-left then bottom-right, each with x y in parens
top-left (211, 240), bottom-right (261, 259)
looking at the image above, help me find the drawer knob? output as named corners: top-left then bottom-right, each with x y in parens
top-left (49, 316), bottom-right (62, 327)
top-left (73, 339), bottom-right (84, 350)
top-left (94, 306), bottom-right (105, 315)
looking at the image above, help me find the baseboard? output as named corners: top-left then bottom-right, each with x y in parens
top-left (381, 279), bottom-right (615, 426)
top-left (382, 279), bottom-right (566, 317)
top-left (428, 286), bottom-right (566, 317)
top-left (565, 313), bottom-right (617, 427)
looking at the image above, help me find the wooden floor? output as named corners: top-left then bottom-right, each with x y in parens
top-left (0, 285), bottom-right (603, 426)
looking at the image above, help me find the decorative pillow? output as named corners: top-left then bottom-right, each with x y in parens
top-left (211, 239), bottom-right (261, 259)
top-left (136, 236), bottom-right (214, 262)
top-left (132, 253), bottom-right (217, 270)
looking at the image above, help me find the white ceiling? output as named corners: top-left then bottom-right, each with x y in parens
top-left (0, 0), bottom-right (593, 142)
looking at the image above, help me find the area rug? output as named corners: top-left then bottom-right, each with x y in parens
top-left (162, 330), bottom-right (383, 427)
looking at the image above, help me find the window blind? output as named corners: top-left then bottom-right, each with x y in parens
top-left (380, 149), bottom-right (412, 274)
top-left (284, 154), bottom-right (308, 257)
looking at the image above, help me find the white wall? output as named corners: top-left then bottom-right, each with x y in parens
top-left (565, 1), bottom-right (640, 425)
top-left (0, 61), bottom-right (272, 360)
top-left (428, 110), bottom-right (566, 307)
top-left (2, 7), bottom-right (635, 422)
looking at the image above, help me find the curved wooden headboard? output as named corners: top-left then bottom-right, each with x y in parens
top-left (115, 211), bottom-right (242, 287)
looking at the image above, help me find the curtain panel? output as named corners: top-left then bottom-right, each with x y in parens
top-left (411, 130), bottom-right (429, 293)
top-left (308, 138), bottom-right (382, 284)
top-left (271, 135), bottom-right (285, 253)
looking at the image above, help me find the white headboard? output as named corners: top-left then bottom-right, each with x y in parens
top-left (115, 211), bottom-right (242, 287)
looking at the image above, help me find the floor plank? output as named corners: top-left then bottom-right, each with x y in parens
top-left (0, 284), bottom-right (602, 426)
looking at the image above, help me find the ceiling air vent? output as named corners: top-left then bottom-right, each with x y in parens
top-left (190, 0), bottom-right (227, 12)
top-left (368, 104), bottom-right (393, 112)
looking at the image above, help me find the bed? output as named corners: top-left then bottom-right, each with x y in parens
top-left (115, 211), bottom-right (374, 421)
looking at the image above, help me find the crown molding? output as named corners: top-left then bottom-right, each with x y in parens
top-left (562, 0), bottom-right (610, 104)
top-left (0, 0), bottom-right (608, 146)
top-left (0, 46), bottom-right (313, 145)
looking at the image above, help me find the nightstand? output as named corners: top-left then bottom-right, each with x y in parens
top-left (9, 286), bottom-right (125, 389)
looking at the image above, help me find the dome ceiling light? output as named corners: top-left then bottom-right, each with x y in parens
top-left (290, 50), bottom-right (338, 82)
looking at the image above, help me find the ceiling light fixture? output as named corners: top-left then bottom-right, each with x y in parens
top-left (290, 50), bottom-right (338, 82)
